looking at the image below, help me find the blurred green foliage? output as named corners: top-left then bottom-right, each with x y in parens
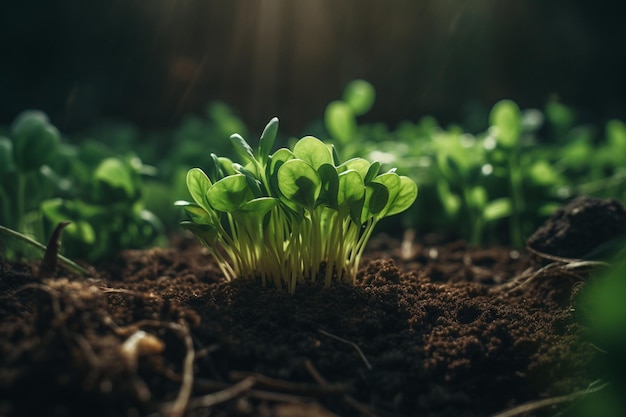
top-left (2, 81), bottom-right (626, 262)
top-left (322, 81), bottom-right (626, 246)
top-left (0, 111), bottom-right (165, 261)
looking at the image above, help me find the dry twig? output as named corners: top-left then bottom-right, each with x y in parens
top-left (318, 328), bottom-right (373, 370)
top-left (187, 376), bottom-right (256, 410)
top-left (229, 371), bottom-right (351, 396)
top-left (304, 359), bottom-right (378, 417)
top-left (490, 380), bottom-right (608, 417)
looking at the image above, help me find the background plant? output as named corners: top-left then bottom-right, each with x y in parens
top-left (320, 81), bottom-right (624, 246)
top-left (0, 110), bottom-right (166, 261)
top-left (0, 111), bottom-right (61, 257)
top-left (177, 117), bottom-right (417, 293)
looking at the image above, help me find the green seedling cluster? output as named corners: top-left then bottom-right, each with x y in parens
top-left (323, 81), bottom-right (626, 246)
top-left (177, 118), bottom-right (417, 292)
top-left (0, 111), bottom-right (60, 243)
top-left (0, 111), bottom-right (165, 261)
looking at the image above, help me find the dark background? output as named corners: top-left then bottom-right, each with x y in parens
top-left (2, 0), bottom-right (625, 135)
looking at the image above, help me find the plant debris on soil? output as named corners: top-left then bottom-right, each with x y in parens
top-left (5, 196), bottom-right (625, 417)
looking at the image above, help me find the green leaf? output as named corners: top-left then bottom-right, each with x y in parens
top-left (371, 173), bottom-right (400, 215)
top-left (186, 168), bottom-right (213, 211)
top-left (175, 200), bottom-right (213, 223)
top-left (436, 180), bottom-right (461, 217)
top-left (293, 136), bottom-right (334, 169)
top-left (364, 161), bottom-right (381, 184)
top-left (11, 110), bottom-right (60, 172)
top-left (238, 197), bottom-right (278, 215)
top-left (267, 148), bottom-right (294, 196)
top-left (207, 174), bottom-right (250, 212)
top-left (218, 157), bottom-right (237, 176)
top-left (483, 198), bottom-right (512, 221)
top-left (607, 119), bottom-right (626, 151)
top-left (337, 170), bottom-right (365, 208)
top-left (343, 79), bottom-right (375, 116)
top-left (339, 158), bottom-right (370, 179)
top-left (94, 158), bottom-right (135, 199)
top-left (235, 163), bottom-right (264, 197)
top-left (277, 159), bottom-right (321, 209)
top-left (386, 176), bottom-right (418, 216)
top-left (490, 100), bottom-right (521, 148)
top-left (0, 137), bottom-right (14, 174)
top-left (180, 221), bottom-right (219, 242)
top-left (317, 163), bottom-right (339, 208)
top-left (259, 117), bottom-right (279, 162)
top-left (438, 154), bottom-right (464, 182)
top-left (468, 186), bottom-right (487, 210)
top-left (209, 153), bottom-right (223, 181)
top-left (230, 133), bottom-right (255, 162)
top-left (325, 100), bottom-right (357, 145)
top-left (269, 148), bottom-right (294, 174)
top-left (362, 182), bottom-right (389, 222)
top-left (41, 198), bottom-right (96, 244)
top-left (529, 160), bottom-right (562, 186)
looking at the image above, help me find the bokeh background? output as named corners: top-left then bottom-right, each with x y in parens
top-left (2, 0), bottom-right (626, 134)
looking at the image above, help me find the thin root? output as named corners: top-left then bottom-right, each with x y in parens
top-left (318, 328), bottom-right (372, 370)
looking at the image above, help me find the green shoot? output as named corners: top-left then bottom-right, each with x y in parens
top-left (177, 117), bottom-right (417, 293)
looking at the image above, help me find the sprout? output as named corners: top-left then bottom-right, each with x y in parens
top-left (177, 118), bottom-right (417, 293)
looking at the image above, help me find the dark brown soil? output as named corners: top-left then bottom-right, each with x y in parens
top-left (0, 231), bottom-right (603, 417)
top-left (527, 196), bottom-right (626, 260)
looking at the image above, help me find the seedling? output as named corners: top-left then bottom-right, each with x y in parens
top-left (0, 111), bottom-right (60, 257)
top-left (177, 118), bottom-right (417, 293)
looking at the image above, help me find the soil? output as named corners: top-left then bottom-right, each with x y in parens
top-left (0, 197), bottom-right (623, 417)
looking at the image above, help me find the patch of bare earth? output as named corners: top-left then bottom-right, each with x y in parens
top-left (0, 230), bottom-right (600, 417)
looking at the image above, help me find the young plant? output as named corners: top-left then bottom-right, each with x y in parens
top-left (40, 154), bottom-right (165, 261)
top-left (0, 111), bottom-right (60, 257)
top-left (177, 118), bottom-right (417, 293)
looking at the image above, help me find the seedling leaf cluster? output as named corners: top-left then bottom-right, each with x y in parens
top-left (0, 111), bottom-right (164, 261)
top-left (323, 81), bottom-right (626, 246)
top-left (177, 118), bottom-right (417, 292)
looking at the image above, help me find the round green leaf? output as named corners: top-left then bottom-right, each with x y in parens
top-left (186, 168), bottom-right (212, 211)
top-left (483, 198), bottom-right (512, 221)
top-left (277, 159), bottom-right (321, 209)
top-left (372, 173), bottom-right (400, 215)
top-left (207, 174), bottom-right (250, 212)
top-left (364, 161), bottom-right (381, 184)
top-left (175, 201), bottom-right (213, 224)
top-left (94, 158), bottom-right (135, 199)
top-left (490, 100), bottom-right (521, 148)
top-left (11, 110), bottom-right (60, 172)
top-left (293, 136), bottom-right (333, 169)
top-left (339, 158), bottom-right (370, 179)
top-left (325, 100), bottom-right (356, 145)
top-left (362, 182), bottom-right (389, 222)
top-left (268, 148), bottom-right (294, 196)
top-left (269, 148), bottom-right (294, 174)
top-left (317, 163), bottom-right (339, 208)
top-left (238, 197), bottom-right (278, 215)
top-left (338, 170), bottom-right (365, 208)
top-left (386, 176), bottom-right (418, 216)
top-left (0, 137), bottom-right (14, 174)
top-left (343, 79), bottom-right (375, 116)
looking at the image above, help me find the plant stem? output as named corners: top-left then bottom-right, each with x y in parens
top-left (0, 224), bottom-right (90, 275)
top-left (16, 173), bottom-right (25, 231)
top-left (508, 155), bottom-right (524, 247)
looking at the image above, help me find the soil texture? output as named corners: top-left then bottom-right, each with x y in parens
top-left (0, 229), bottom-right (605, 417)
top-left (4, 196), bottom-right (626, 417)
